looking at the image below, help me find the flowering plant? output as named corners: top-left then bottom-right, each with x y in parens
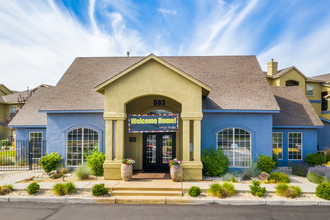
top-left (122, 158), bottom-right (135, 165)
top-left (169, 158), bottom-right (182, 166)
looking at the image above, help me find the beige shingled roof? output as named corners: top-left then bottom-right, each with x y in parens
top-left (9, 87), bottom-right (52, 126)
top-left (39, 55), bottom-right (280, 111)
top-left (0, 90), bottom-right (29, 104)
top-left (310, 73), bottom-right (330, 82)
top-left (271, 86), bottom-right (323, 127)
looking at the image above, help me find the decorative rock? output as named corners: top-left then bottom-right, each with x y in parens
top-left (48, 170), bottom-right (57, 178)
top-left (258, 172), bottom-right (270, 181)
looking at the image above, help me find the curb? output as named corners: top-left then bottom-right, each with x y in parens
top-left (1, 196), bottom-right (330, 206)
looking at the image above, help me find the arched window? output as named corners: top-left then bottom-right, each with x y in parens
top-left (286, 80), bottom-right (299, 86)
top-left (66, 128), bottom-right (99, 167)
top-left (146, 109), bottom-right (172, 114)
top-left (217, 128), bottom-right (251, 167)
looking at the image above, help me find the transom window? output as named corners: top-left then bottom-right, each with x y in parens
top-left (66, 128), bottom-right (99, 167)
top-left (272, 132), bottom-right (283, 160)
top-left (146, 109), bottom-right (172, 114)
top-left (10, 106), bottom-right (17, 114)
top-left (306, 84), bottom-right (313, 96)
top-left (217, 128), bottom-right (251, 167)
top-left (288, 132), bottom-right (302, 160)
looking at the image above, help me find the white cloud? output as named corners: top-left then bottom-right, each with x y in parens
top-left (157, 8), bottom-right (177, 15)
top-left (258, 19), bottom-right (330, 75)
top-left (0, 0), bottom-right (147, 91)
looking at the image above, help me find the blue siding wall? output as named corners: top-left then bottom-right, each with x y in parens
top-left (201, 113), bottom-right (273, 165)
top-left (317, 120), bottom-right (330, 150)
top-left (46, 113), bottom-right (105, 163)
top-left (16, 128), bottom-right (46, 140)
top-left (273, 128), bottom-right (318, 166)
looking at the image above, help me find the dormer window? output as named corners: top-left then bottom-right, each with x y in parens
top-left (286, 80), bottom-right (299, 86)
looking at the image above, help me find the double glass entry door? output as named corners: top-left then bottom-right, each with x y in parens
top-left (143, 133), bottom-right (176, 170)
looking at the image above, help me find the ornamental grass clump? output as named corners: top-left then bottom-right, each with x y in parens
top-left (75, 164), bottom-right (90, 180)
top-left (307, 165), bottom-right (330, 184)
top-left (52, 182), bottom-right (76, 196)
top-left (202, 147), bottom-right (230, 177)
top-left (0, 184), bottom-right (13, 195)
top-left (269, 172), bottom-right (290, 183)
top-left (242, 163), bottom-right (261, 180)
top-left (249, 180), bottom-right (266, 197)
top-left (27, 182), bottom-right (40, 195)
top-left (222, 173), bottom-right (237, 182)
top-left (92, 184), bottom-right (109, 196)
top-left (275, 183), bottom-right (302, 198)
top-left (188, 186), bottom-right (201, 197)
top-left (208, 182), bottom-right (236, 198)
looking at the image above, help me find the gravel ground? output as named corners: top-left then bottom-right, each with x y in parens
top-left (183, 192), bottom-right (319, 201)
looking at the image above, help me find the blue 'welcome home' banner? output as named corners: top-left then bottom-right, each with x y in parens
top-left (128, 114), bottom-right (179, 133)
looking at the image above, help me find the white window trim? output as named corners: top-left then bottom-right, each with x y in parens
top-left (306, 84), bottom-right (314, 96)
top-left (272, 132), bottom-right (283, 160)
top-left (29, 132), bottom-right (43, 141)
top-left (288, 132), bottom-right (303, 161)
top-left (66, 127), bottom-right (100, 167)
top-left (217, 127), bottom-right (252, 168)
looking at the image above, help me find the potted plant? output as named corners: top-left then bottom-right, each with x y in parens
top-left (169, 158), bottom-right (182, 182)
top-left (121, 158), bottom-right (135, 181)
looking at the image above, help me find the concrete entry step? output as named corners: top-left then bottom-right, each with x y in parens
top-left (111, 190), bottom-right (182, 197)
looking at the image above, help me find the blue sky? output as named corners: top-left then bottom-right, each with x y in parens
top-left (1, 0), bottom-right (330, 91)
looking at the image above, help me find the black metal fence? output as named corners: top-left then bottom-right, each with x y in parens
top-left (0, 140), bottom-right (46, 170)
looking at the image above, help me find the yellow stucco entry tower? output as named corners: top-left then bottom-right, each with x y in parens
top-left (95, 54), bottom-right (211, 180)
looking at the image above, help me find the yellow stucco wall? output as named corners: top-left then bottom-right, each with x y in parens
top-left (277, 69), bottom-right (306, 92)
top-left (101, 58), bottom-right (204, 180)
top-left (0, 103), bottom-right (17, 139)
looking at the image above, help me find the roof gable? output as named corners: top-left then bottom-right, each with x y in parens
top-left (94, 54), bottom-right (211, 96)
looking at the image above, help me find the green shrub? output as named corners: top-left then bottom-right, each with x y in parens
top-left (292, 164), bottom-right (309, 177)
top-left (52, 183), bottom-right (65, 196)
top-left (27, 182), bottom-right (40, 194)
top-left (272, 153), bottom-right (279, 167)
top-left (52, 173), bottom-right (64, 179)
top-left (207, 182), bottom-right (236, 198)
top-left (85, 145), bottom-right (105, 176)
top-left (269, 172), bottom-right (290, 183)
top-left (188, 186), bottom-right (201, 197)
top-left (305, 153), bottom-right (327, 167)
top-left (75, 164), bottom-right (90, 180)
top-left (249, 180), bottom-right (266, 197)
top-left (275, 183), bottom-right (301, 198)
top-left (39, 152), bottom-right (62, 173)
top-left (315, 182), bottom-right (330, 200)
top-left (208, 183), bottom-right (224, 198)
top-left (92, 184), bottom-right (109, 196)
top-left (3, 184), bottom-right (14, 191)
top-left (1, 139), bottom-right (11, 147)
top-left (257, 154), bottom-right (275, 173)
top-left (242, 163), bottom-right (261, 180)
top-left (64, 182), bottom-right (76, 194)
top-left (202, 147), bottom-right (230, 177)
